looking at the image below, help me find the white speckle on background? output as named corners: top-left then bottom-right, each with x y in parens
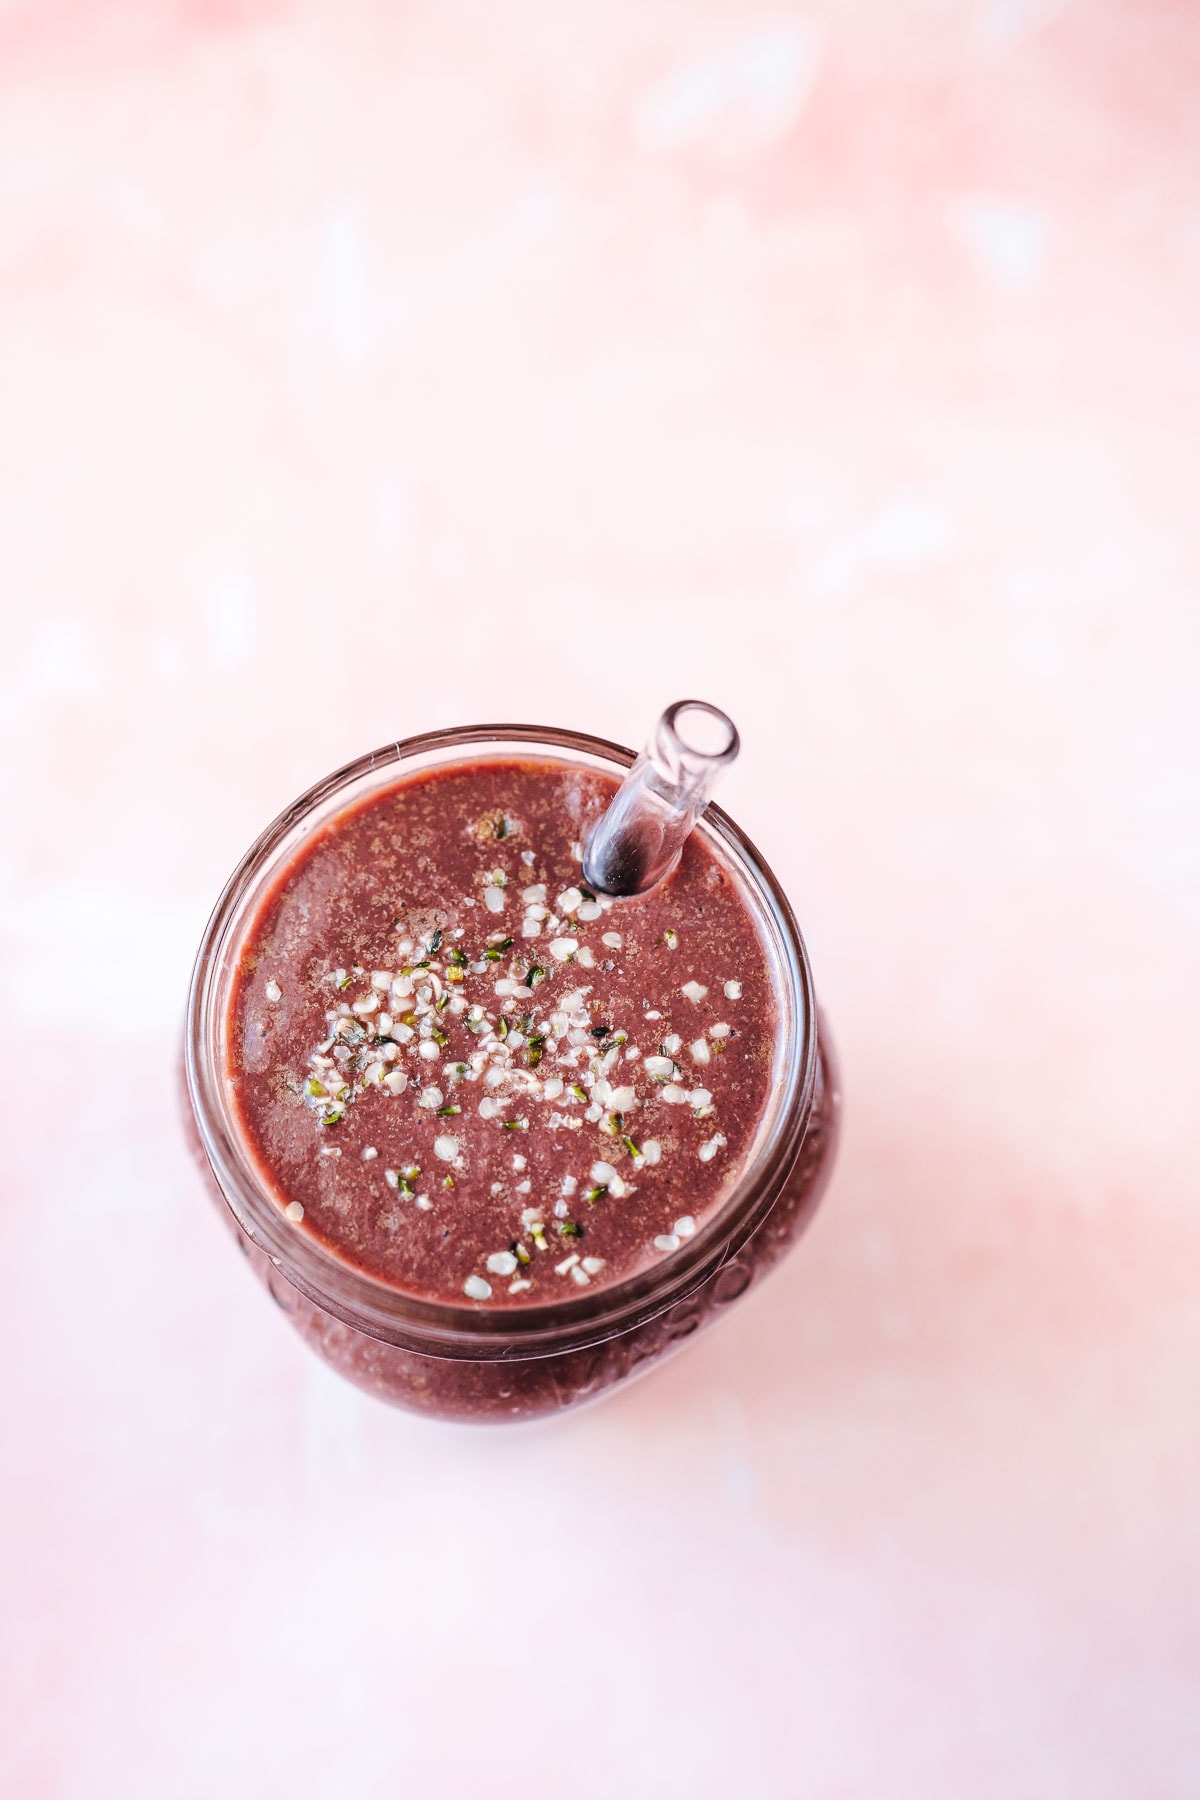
top-left (327, 207), bottom-right (368, 370)
top-left (371, 478), bottom-right (412, 552)
top-left (0, 620), bottom-right (97, 726)
top-left (947, 195), bottom-right (1050, 292)
top-left (633, 21), bottom-right (823, 155)
top-left (207, 572), bottom-right (257, 667)
top-left (978, 0), bottom-right (1066, 49)
top-left (30, 618), bottom-right (96, 695)
top-left (809, 496), bottom-right (954, 594)
top-left (146, 634), bottom-right (185, 681)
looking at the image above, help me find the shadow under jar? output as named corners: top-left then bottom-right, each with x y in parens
top-left (183, 724), bottom-right (840, 1422)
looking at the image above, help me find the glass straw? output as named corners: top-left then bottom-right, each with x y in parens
top-left (583, 700), bottom-right (740, 898)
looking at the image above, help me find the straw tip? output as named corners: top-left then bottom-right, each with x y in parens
top-left (661, 700), bottom-right (740, 766)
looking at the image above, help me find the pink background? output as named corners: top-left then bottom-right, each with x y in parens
top-left (2, 3), bottom-right (1199, 1794)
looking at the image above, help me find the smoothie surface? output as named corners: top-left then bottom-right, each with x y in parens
top-left (227, 757), bottom-right (779, 1306)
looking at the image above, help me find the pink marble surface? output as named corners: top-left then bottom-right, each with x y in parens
top-left (2, 2), bottom-right (1199, 1793)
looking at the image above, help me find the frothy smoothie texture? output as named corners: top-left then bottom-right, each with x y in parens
top-left (228, 758), bottom-right (779, 1309)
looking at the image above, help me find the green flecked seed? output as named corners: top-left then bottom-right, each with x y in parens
top-left (621, 1135), bottom-right (641, 1159)
top-left (305, 1077), bottom-right (326, 1098)
top-left (585, 1186), bottom-right (607, 1205)
top-left (570, 1084), bottom-right (587, 1103)
top-left (436, 1104), bottom-right (461, 1116)
top-left (556, 1220), bottom-right (581, 1237)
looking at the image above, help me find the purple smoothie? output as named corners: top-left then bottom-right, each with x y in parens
top-left (228, 758), bottom-right (779, 1308)
top-left (186, 730), bottom-right (841, 1422)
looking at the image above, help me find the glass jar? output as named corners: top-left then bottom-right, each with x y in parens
top-left (183, 724), bottom-right (841, 1422)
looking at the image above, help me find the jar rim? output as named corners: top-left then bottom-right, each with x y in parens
top-left (184, 722), bottom-right (817, 1360)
